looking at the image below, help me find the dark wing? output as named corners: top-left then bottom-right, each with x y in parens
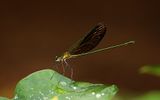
top-left (68, 23), bottom-right (106, 55)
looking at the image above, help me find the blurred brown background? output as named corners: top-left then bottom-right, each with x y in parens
top-left (0, 0), bottom-right (160, 98)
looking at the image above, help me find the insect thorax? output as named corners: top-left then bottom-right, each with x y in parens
top-left (55, 52), bottom-right (71, 62)
top-left (62, 52), bottom-right (71, 59)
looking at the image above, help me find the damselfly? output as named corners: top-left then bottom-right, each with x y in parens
top-left (54, 23), bottom-right (135, 78)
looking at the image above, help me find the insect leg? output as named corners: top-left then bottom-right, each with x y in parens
top-left (50, 62), bottom-right (59, 80)
top-left (70, 66), bottom-right (73, 79)
top-left (64, 59), bottom-right (73, 78)
top-left (54, 61), bottom-right (60, 71)
top-left (61, 60), bottom-right (66, 75)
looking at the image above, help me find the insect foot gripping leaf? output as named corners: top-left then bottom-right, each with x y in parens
top-left (0, 69), bottom-right (118, 100)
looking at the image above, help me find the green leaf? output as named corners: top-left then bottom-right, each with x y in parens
top-left (11, 69), bottom-right (118, 100)
top-left (135, 91), bottom-right (160, 100)
top-left (113, 91), bottom-right (160, 100)
top-left (139, 65), bottom-right (160, 76)
top-left (0, 97), bottom-right (10, 100)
